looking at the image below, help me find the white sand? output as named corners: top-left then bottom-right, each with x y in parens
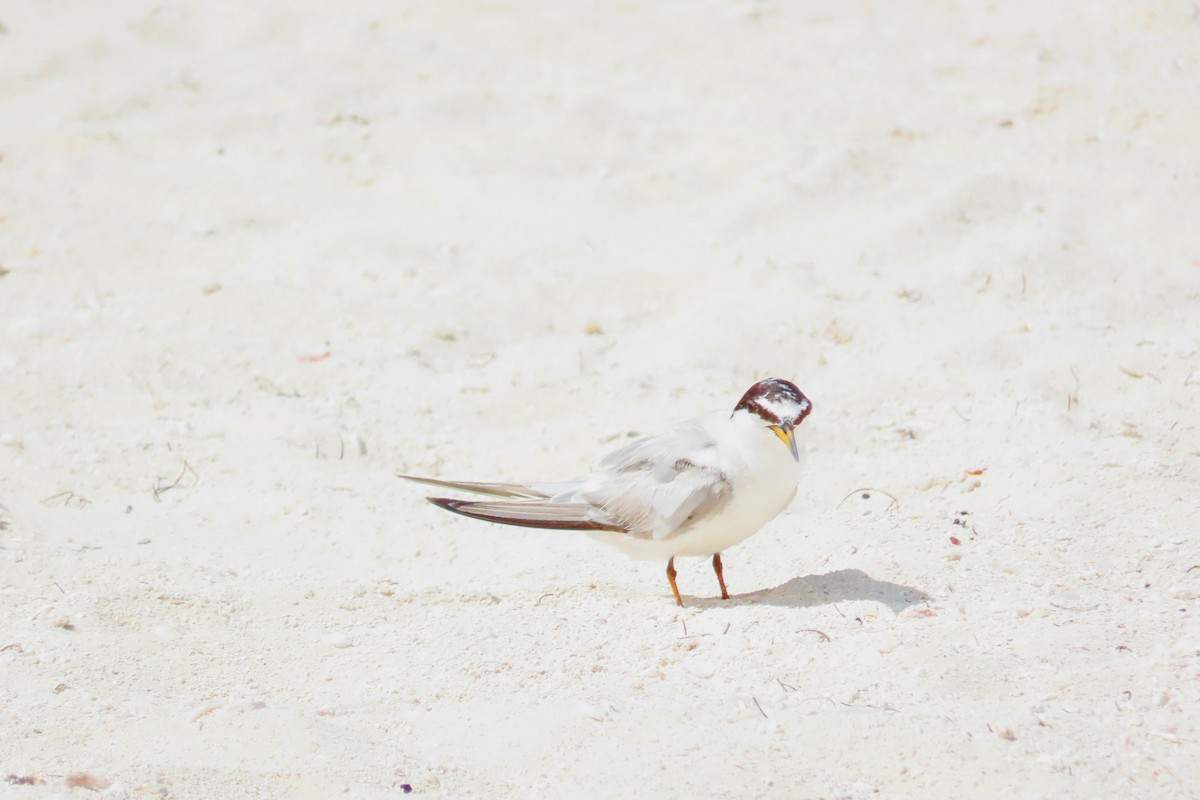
top-left (2, 2), bottom-right (1198, 797)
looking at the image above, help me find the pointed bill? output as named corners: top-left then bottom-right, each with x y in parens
top-left (770, 424), bottom-right (799, 461)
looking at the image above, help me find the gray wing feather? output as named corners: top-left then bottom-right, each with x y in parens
top-left (426, 497), bottom-right (626, 531)
top-left (584, 419), bottom-right (733, 540)
top-left (398, 474), bottom-right (569, 500)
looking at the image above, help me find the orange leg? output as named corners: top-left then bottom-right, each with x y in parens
top-left (667, 556), bottom-right (683, 606)
top-left (712, 553), bottom-right (730, 600)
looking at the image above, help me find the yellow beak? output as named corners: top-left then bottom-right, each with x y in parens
top-left (770, 424), bottom-right (799, 461)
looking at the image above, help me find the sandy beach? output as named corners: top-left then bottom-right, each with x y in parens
top-left (2, 1), bottom-right (1198, 797)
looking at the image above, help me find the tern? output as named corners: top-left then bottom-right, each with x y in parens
top-left (400, 378), bottom-right (813, 605)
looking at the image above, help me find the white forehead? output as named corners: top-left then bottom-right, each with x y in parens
top-left (757, 395), bottom-right (808, 421)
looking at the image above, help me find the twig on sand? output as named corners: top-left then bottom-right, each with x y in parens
top-left (153, 460), bottom-right (198, 502)
top-left (1067, 367), bottom-right (1080, 411)
top-left (40, 491), bottom-right (90, 508)
top-left (752, 697), bottom-right (767, 719)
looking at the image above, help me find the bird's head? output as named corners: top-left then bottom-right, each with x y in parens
top-left (733, 378), bottom-right (813, 461)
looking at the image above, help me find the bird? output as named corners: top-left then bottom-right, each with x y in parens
top-left (399, 378), bottom-right (813, 606)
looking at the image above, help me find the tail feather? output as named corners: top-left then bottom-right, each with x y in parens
top-left (426, 497), bottom-right (627, 532)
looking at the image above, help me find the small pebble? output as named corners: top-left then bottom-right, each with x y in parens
top-left (322, 633), bottom-right (352, 649)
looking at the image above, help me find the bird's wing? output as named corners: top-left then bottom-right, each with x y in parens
top-left (583, 417), bottom-right (733, 541)
top-left (404, 414), bottom-right (732, 540)
top-left (398, 474), bottom-right (563, 500)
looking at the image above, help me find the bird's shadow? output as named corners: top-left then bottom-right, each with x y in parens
top-left (686, 568), bottom-right (931, 612)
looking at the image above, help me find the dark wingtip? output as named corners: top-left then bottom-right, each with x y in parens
top-left (429, 494), bottom-right (494, 525)
top-left (426, 496), bottom-right (464, 512)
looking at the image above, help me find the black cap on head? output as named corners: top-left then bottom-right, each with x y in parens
top-left (733, 378), bottom-right (813, 427)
